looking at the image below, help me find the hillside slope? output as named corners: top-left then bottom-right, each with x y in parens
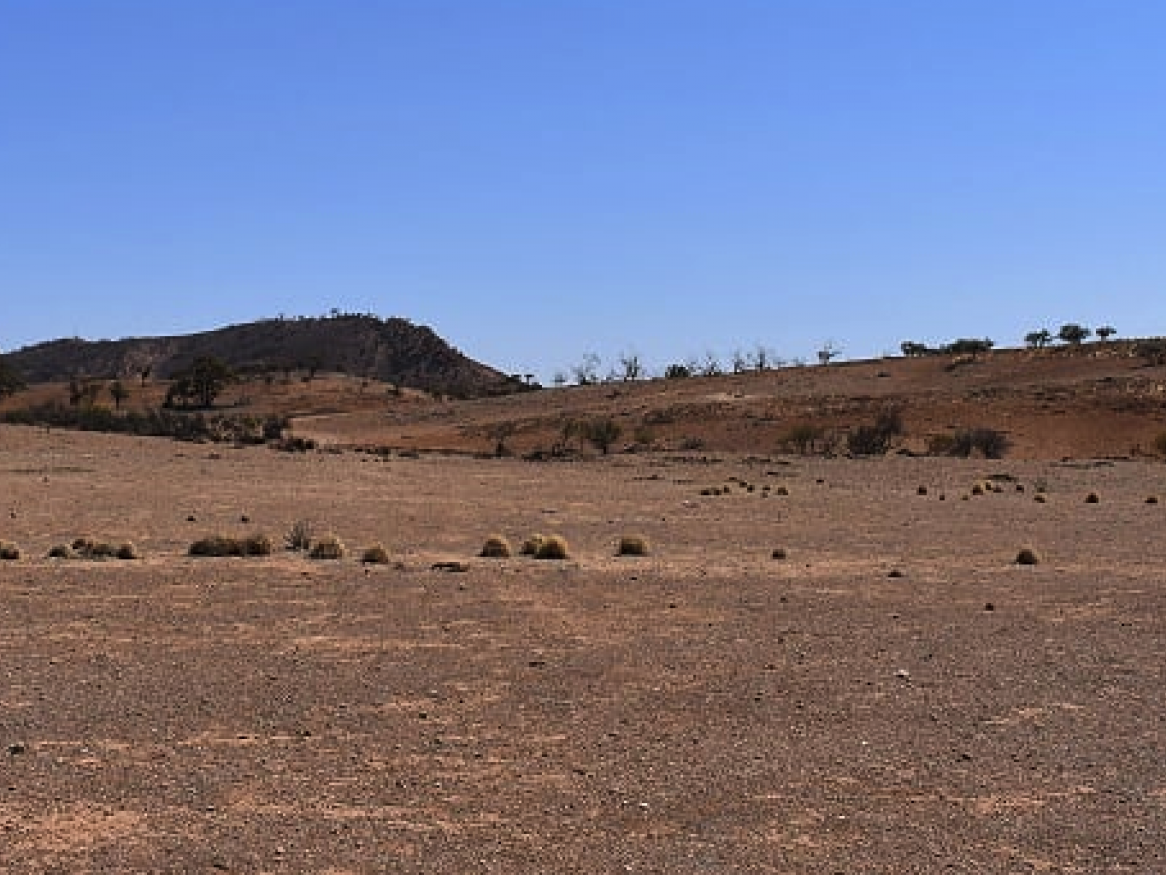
top-left (5, 315), bottom-right (515, 397)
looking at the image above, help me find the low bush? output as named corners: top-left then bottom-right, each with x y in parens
top-left (534, 534), bottom-right (569, 560)
top-left (242, 533), bottom-right (274, 556)
top-left (480, 534), bottom-right (513, 558)
top-left (0, 542), bottom-right (20, 561)
top-left (189, 535), bottom-right (244, 557)
top-left (362, 543), bottom-right (391, 565)
top-left (1015, 547), bottom-right (1040, 566)
top-left (616, 535), bottom-right (649, 557)
top-left (309, 534), bottom-right (346, 560)
top-left (520, 534), bottom-right (546, 556)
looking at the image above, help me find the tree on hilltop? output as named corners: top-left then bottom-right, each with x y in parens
top-left (1024, 329), bottom-right (1052, 349)
top-left (1058, 323), bottom-right (1091, 345)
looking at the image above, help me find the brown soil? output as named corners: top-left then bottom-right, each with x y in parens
top-left (2, 423), bottom-right (1165, 872)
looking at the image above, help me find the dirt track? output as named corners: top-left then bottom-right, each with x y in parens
top-left (1, 425), bottom-right (1165, 872)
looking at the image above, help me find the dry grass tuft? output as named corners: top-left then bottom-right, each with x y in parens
top-left (309, 534), bottom-right (346, 560)
top-left (616, 535), bottom-right (650, 557)
top-left (1015, 547), bottom-right (1041, 566)
top-left (480, 534), bottom-right (513, 558)
top-left (534, 534), bottom-right (569, 560)
top-left (285, 519), bottom-right (313, 552)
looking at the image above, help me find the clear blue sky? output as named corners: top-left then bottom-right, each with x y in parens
top-left (2, 1), bottom-right (1163, 380)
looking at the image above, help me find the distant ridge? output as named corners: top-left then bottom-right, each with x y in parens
top-left (5, 314), bottom-right (517, 397)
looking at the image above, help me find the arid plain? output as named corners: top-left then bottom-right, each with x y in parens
top-left (2, 347), bottom-right (1166, 872)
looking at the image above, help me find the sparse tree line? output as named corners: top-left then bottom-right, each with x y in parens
top-left (552, 341), bottom-right (845, 387)
top-left (901, 324), bottom-right (1117, 358)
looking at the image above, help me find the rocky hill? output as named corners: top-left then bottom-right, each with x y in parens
top-left (4, 315), bottom-right (518, 397)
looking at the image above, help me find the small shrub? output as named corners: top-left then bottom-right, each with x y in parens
top-left (1034, 493), bottom-right (1048, 503)
top-left (534, 534), bottom-right (569, 560)
top-left (926, 433), bottom-right (957, 456)
top-left (1015, 547), bottom-right (1040, 566)
top-left (520, 534), bottom-right (546, 556)
top-left (242, 533), bottom-right (273, 556)
top-left (616, 535), bottom-right (649, 557)
top-left (309, 534), bottom-right (346, 560)
top-left (88, 542), bottom-right (118, 559)
top-left (0, 542), bottom-right (20, 561)
top-left (771, 547), bottom-right (788, 560)
top-left (847, 407), bottom-right (904, 456)
top-left (780, 424), bottom-right (824, 455)
top-left (362, 543), bottom-right (391, 565)
top-left (949, 428), bottom-right (1011, 459)
top-left (480, 534), bottom-right (513, 558)
top-left (917, 485), bottom-right (928, 496)
top-left (776, 485), bottom-right (789, 496)
top-left (580, 418), bottom-right (622, 455)
top-left (189, 535), bottom-right (243, 557)
top-left (47, 544), bottom-right (73, 559)
top-left (115, 542), bottom-right (140, 560)
top-left (1085, 492), bottom-right (1100, 504)
top-left (1146, 495), bottom-right (1159, 505)
top-left (285, 520), bottom-right (313, 552)
top-left (72, 536), bottom-right (97, 555)
top-left (847, 424), bottom-right (892, 456)
top-left (971, 483), bottom-right (985, 496)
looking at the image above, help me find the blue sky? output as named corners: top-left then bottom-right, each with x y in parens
top-left (2, 1), bottom-right (1163, 380)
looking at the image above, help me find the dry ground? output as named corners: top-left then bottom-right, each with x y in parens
top-left (1, 424), bottom-right (1166, 872)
